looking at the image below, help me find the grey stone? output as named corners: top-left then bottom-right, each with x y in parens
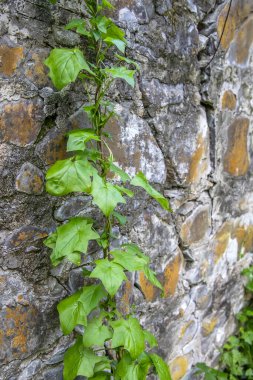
top-left (141, 79), bottom-right (184, 107)
top-left (43, 366), bottom-right (63, 380)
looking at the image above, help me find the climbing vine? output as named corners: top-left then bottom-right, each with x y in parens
top-left (45, 1), bottom-right (172, 379)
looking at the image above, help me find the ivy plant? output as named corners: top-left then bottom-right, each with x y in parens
top-left (196, 266), bottom-right (253, 380)
top-left (45, 1), bottom-right (172, 379)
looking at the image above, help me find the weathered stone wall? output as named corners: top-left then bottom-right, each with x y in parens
top-left (0, 0), bottom-right (253, 379)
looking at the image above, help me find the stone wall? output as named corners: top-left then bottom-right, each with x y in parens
top-left (0, 0), bottom-right (253, 379)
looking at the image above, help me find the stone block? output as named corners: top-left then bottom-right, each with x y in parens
top-left (15, 162), bottom-right (44, 195)
top-left (221, 90), bottom-right (237, 110)
top-left (180, 206), bottom-right (210, 246)
top-left (0, 98), bottom-right (44, 147)
top-left (169, 356), bottom-right (189, 380)
top-left (0, 44), bottom-right (24, 76)
top-left (223, 117), bottom-right (250, 176)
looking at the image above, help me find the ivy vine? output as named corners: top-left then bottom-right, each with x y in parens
top-left (45, 1), bottom-right (172, 379)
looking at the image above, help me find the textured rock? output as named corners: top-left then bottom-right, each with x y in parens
top-left (0, 0), bottom-right (252, 378)
top-left (15, 162), bottom-right (44, 194)
top-left (223, 117), bottom-right (250, 176)
top-left (180, 206), bottom-right (210, 245)
top-left (0, 44), bottom-right (24, 76)
top-left (221, 90), bottom-right (237, 110)
top-left (0, 98), bottom-right (44, 147)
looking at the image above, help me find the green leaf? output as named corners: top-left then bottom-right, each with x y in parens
top-left (49, 218), bottom-right (99, 266)
top-left (94, 16), bottom-right (109, 33)
top-left (64, 337), bottom-right (110, 380)
top-left (144, 266), bottom-right (163, 291)
top-left (89, 373), bottom-right (110, 380)
top-left (104, 67), bottom-right (135, 88)
top-left (58, 290), bottom-right (87, 335)
top-left (90, 259), bottom-right (127, 296)
top-left (122, 244), bottom-right (150, 264)
top-left (91, 173), bottom-right (126, 216)
top-left (44, 48), bottom-right (94, 90)
top-left (111, 249), bottom-right (148, 272)
top-left (111, 317), bottom-right (145, 359)
top-left (131, 172), bottom-right (171, 211)
top-left (103, 23), bottom-right (126, 53)
top-left (65, 19), bottom-right (91, 37)
top-left (57, 284), bottom-right (106, 335)
top-left (49, 0), bottom-right (57, 3)
top-left (46, 156), bottom-right (96, 196)
top-left (143, 330), bottom-right (158, 348)
top-left (67, 129), bottom-right (100, 152)
top-left (83, 315), bottom-right (112, 347)
top-left (44, 232), bottom-right (57, 249)
top-left (115, 185), bottom-right (134, 198)
top-left (101, 0), bottom-right (114, 9)
top-left (116, 54), bottom-right (140, 71)
top-left (116, 354), bottom-right (151, 380)
top-left (110, 163), bottom-right (130, 182)
top-left (149, 353), bottom-right (172, 380)
top-left (112, 211), bottom-right (127, 225)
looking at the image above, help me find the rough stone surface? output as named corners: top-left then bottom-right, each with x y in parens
top-left (0, 0), bottom-right (253, 379)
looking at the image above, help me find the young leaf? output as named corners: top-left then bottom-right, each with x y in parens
top-left (111, 249), bottom-right (148, 272)
top-left (57, 290), bottom-right (87, 335)
top-left (143, 329), bottom-right (158, 348)
top-left (112, 211), bottom-right (127, 225)
top-left (103, 23), bottom-right (127, 53)
top-left (149, 354), bottom-right (172, 380)
top-left (90, 259), bottom-right (127, 296)
top-left (83, 315), bottom-right (112, 347)
top-left (101, 0), bottom-right (114, 9)
top-left (144, 266), bottom-right (163, 291)
top-left (46, 156), bottom-right (96, 196)
top-left (91, 173), bottom-right (126, 216)
top-left (111, 317), bottom-right (145, 359)
top-left (115, 185), bottom-right (134, 198)
top-left (116, 54), bottom-right (140, 71)
top-left (67, 129), bottom-right (100, 152)
top-left (64, 337), bottom-right (110, 380)
top-left (49, 218), bottom-right (99, 266)
top-left (89, 373), bottom-right (110, 380)
top-left (57, 284), bottom-right (106, 335)
top-left (116, 352), bottom-right (151, 380)
top-left (104, 67), bottom-right (135, 88)
top-left (110, 163), bottom-right (130, 182)
top-left (44, 48), bottom-right (94, 90)
top-left (131, 172), bottom-right (171, 211)
top-left (65, 19), bottom-right (91, 37)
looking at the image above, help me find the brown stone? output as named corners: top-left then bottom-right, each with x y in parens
top-left (0, 304), bottom-right (39, 363)
top-left (222, 90), bottom-right (237, 110)
top-left (213, 222), bottom-right (233, 263)
top-left (25, 51), bottom-right (50, 87)
top-left (0, 45), bottom-right (24, 76)
top-left (233, 16), bottom-right (253, 64)
top-left (118, 280), bottom-right (133, 315)
top-left (217, 0), bottom-right (253, 50)
top-left (35, 126), bottom-right (69, 165)
top-left (170, 356), bottom-right (188, 380)
top-left (15, 163), bottom-right (44, 195)
top-left (187, 133), bottom-right (208, 184)
top-left (0, 99), bottom-right (44, 147)
top-left (7, 226), bottom-right (48, 251)
top-left (163, 253), bottom-right (182, 297)
top-left (180, 207), bottom-right (210, 245)
top-left (139, 271), bottom-right (160, 302)
top-left (223, 117), bottom-right (250, 176)
top-left (232, 225), bottom-right (253, 254)
top-left (202, 316), bottom-right (218, 337)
